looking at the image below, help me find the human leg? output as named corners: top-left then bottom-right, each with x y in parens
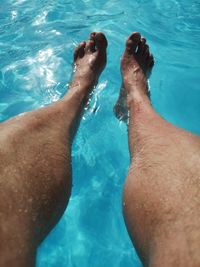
top-left (116, 32), bottom-right (200, 266)
top-left (0, 32), bottom-right (107, 267)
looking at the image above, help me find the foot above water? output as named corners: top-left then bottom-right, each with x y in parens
top-left (71, 32), bottom-right (108, 92)
top-left (114, 32), bottom-right (154, 122)
top-left (122, 32), bottom-right (154, 85)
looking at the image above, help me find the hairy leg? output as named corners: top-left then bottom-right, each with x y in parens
top-left (115, 33), bottom-right (200, 266)
top-left (0, 32), bottom-right (107, 267)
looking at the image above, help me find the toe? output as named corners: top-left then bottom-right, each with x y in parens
top-left (74, 41), bottom-right (86, 61)
top-left (137, 38), bottom-right (146, 55)
top-left (126, 32), bottom-right (141, 53)
top-left (144, 44), bottom-right (149, 58)
top-left (90, 32), bottom-right (96, 40)
top-left (74, 46), bottom-right (80, 61)
top-left (148, 54), bottom-right (154, 68)
top-left (85, 39), bottom-right (95, 53)
top-left (90, 32), bottom-right (108, 51)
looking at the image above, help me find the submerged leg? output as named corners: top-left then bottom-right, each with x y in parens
top-left (115, 32), bottom-right (200, 266)
top-left (0, 32), bottom-right (107, 267)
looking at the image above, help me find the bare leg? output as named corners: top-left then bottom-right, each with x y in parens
top-left (0, 32), bottom-right (107, 267)
top-left (115, 32), bottom-right (200, 266)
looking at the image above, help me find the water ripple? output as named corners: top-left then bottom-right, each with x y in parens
top-left (0, 1), bottom-right (200, 267)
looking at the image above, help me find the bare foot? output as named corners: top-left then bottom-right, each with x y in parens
top-left (114, 32), bottom-right (154, 121)
top-left (71, 32), bottom-right (107, 96)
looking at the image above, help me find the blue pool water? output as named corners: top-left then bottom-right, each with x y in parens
top-left (0, 0), bottom-right (200, 266)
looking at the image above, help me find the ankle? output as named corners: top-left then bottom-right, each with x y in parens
top-left (126, 90), bottom-right (151, 115)
top-left (71, 74), bottom-right (96, 91)
top-left (66, 79), bottom-right (95, 104)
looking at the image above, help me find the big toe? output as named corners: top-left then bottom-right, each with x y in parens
top-left (125, 32), bottom-right (141, 54)
top-left (90, 32), bottom-right (108, 51)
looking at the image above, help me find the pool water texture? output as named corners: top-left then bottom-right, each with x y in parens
top-left (0, 0), bottom-right (200, 266)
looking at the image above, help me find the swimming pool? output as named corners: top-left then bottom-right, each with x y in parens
top-left (0, 0), bottom-right (200, 266)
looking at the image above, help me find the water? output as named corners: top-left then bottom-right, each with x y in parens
top-left (0, 0), bottom-right (200, 266)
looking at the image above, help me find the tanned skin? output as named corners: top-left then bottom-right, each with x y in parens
top-left (0, 32), bottom-right (107, 267)
top-left (115, 32), bottom-right (200, 267)
top-left (0, 31), bottom-right (199, 267)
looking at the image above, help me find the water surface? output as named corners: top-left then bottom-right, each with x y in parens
top-left (0, 0), bottom-right (200, 266)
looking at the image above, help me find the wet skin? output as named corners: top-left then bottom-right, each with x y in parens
top-left (0, 30), bottom-right (200, 267)
top-left (0, 32), bottom-right (107, 267)
top-left (115, 32), bottom-right (200, 267)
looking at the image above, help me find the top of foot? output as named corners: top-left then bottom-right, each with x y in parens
top-left (72, 32), bottom-right (108, 90)
top-left (114, 32), bottom-right (154, 122)
top-left (121, 32), bottom-right (154, 93)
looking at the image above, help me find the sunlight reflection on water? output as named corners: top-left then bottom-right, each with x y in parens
top-left (0, 0), bottom-right (200, 266)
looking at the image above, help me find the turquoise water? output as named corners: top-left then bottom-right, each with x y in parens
top-left (0, 0), bottom-right (200, 266)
